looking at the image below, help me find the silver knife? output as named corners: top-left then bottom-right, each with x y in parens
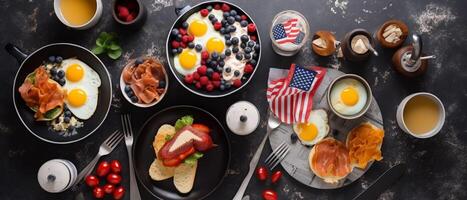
top-left (352, 163), bottom-right (407, 200)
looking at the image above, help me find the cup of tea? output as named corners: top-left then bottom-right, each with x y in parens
top-left (396, 92), bottom-right (445, 138)
top-left (54, 0), bottom-right (103, 30)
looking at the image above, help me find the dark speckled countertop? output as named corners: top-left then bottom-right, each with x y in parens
top-left (1, 0), bottom-right (466, 199)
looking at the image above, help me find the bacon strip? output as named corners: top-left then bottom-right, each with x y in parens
top-left (311, 138), bottom-right (351, 178)
top-left (123, 58), bottom-right (165, 104)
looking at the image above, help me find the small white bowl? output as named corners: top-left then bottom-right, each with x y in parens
top-left (396, 92), bottom-right (445, 138)
top-left (119, 57), bottom-right (168, 108)
top-left (53, 0), bottom-right (103, 30)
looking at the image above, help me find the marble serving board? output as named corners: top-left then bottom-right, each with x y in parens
top-left (267, 67), bottom-right (384, 189)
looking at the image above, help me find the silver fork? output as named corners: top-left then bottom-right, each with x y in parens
top-left (121, 114), bottom-right (141, 200)
top-left (264, 141), bottom-right (290, 170)
top-left (73, 130), bottom-right (123, 187)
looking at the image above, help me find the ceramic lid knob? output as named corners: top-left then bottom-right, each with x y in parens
top-left (226, 101), bottom-right (260, 135)
top-left (37, 159), bottom-right (77, 193)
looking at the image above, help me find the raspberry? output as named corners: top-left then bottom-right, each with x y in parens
top-left (187, 35), bottom-right (194, 42)
top-left (214, 4), bottom-right (221, 10)
top-left (197, 65), bottom-right (207, 75)
top-left (118, 6), bottom-right (130, 18)
top-left (201, 51), bottom-right (209, 60)
top-left (200, 76), bottom-right (209, 86)
top-left (200, 9), bottom-right (209, 17)
top-left (221, 3), bottom-right (230, 12)
top-left (195, 82), bottom-right (202, 89)
top-left (213, 22), bottom-right (222, 31)
top-left (244, 64), bottom-right (254, 74)
top-left (171, 41), bottom-right (180, 48)
top-left (250, 35), bottom-right (257, 41)
top-left (241, 15), bottom-right (247, 20)
top-left (178, 28), bottom-right (187, 35)
top-left (211, 72), bottom-right (221, 81)
top-left (184, 74), bottom-right (194, 84)
top-left (201, 60), bottom-right (206, 65)
top-left (180, 42), bottom-right (187, 48)
top-left (193, 72), bottom-right (200, 81)
top-left (206, 84), bottom-right (214, 92)
top-left (212, 80), bottom-right (221, 88)
top-left (182, 35), bottom-right (189, 43)
top-left (247, 23), bottom-right (256, 33)
top-left (233, 79), bottom-right (242, 88)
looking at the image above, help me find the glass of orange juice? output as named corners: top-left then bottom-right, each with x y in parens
top-left (53, 0), bottom-right (103, 30)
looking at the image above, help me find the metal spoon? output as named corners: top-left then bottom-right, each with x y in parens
top-left (364, 41), bottom-right (379, 56)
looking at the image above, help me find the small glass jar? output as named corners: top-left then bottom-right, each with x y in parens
top-left (270, 10), bottom-right (309, 56)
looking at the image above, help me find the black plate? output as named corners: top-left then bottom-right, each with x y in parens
top-left (166, 1), bottom-right (261, 98)
top-left (133, 106), bottom-right (230, 200)
top-left (8, 43), bottom-right (112, 144)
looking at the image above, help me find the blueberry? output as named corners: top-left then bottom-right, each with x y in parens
top-left (244, 47), bottom-right (252, 54)
top-left (50, 68), bottom-right (57, 76)
top-left (240, 43), bottom-right (246, 49)
top-left (223, 12), bottom-right (230, 18)
top-left (225, 49), bottom-right (232, 56)
top-left (220, 27), bottom-right (226, 34)
top-left (227, 16), bottom-right (235, 24)
top-left (225, 67), bottom-right (232, 73)
top-left (182, 22), bottom-right (189, 29)
top-left (253, 52), bottom-right (259, 58)
top-left (219, 84), bottom-right (225, 91)
top-left (250, 59), bottom-right (257, 65)
top-left (172, 48), bottom-right (178, 54)
top-left (224, 34), bottom-right (231, 40)
top-left (230, 10), bottom-right (237, 16)
top-left (241, 35), bottom-right (249, 43)
top-left (207, 68), bottom-right (214, 75)
top-left (158, 80), bottom-right (166, 88)
top-left (228, 25), bottom-right (236, 33)
top-left (211, 52), bottom-right (219, 60)
top-left (216, 66), bottom-right (223, 72)
top-left (48, 56), bottom-right (56, 63)
top-left (207, 5), bottom-right (213, 11)
top-left (225, 39), bottom-right (232, 46)
top-left (177, 47), bottom-right (183, 53)
top-left (225, 82), bottom-right (232, 89)
top-left (124, 85), bottom-right (131, 92)
top-left (135, 58), bottom-right (144, 65)
top-left (175, 34), bottom-right (182, 42)
top-left (52, 75), bottom-right (59, 82)
top-left (210, 61), bottom-right (218, 68)
top-left (231, 37), bottom-right (239, 45)
top-left (244, 53), bottom-right (251, 59)
top-left (218, 60), bottom-right (225, 67)
top-left (236, 53), bottom-right (243, 60)
top-left (234, 70), bottom-right (241, 77)
top-left (240, 20), bottom-right (248, 27)
top-left (127, 90), bottom-right (134, 97)
top-left (254, 44), bottom-right (260, 51)
top-left (210, 18), bottom-right (218, 24)
top-left (208, 14), bottom-right (215, 20)
top-left (171, 29), bottom-right (179, 37)
top-left (195, 44), bottom-right (202, 52)
top-left (64, 116), bottom-right (70, 123)
top-left (59, 79), bottom-right (65, 86)
top-left (290, 133), bottom-right (298, 143)
top-left (130, 96), bottom-right (138, 103)
top-left (232, 46), bottom-right (239, 53)
top-left (220, 54), bottom-right (226, 60)
top-left (188, 42), bottom-right (195, 49)
top-left (64, 110), bottom-right (72, 117)
top-left (57, 70), bottom-right (65, 78)
top-left (56, 56), bottom-right (63, 63)
top-left (206, 59), bottom-right (213, 67)
top-left (248, 41), bottom-right (255, 47)
top-left (221, 19), bottom-right (228, 26)
top-left (235, 15), bottom-right (241, 21)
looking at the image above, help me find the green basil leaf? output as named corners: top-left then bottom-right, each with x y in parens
top-left (91, 46), bottom-right (105, 55)
top-left (184, 152), bottom-right (204, 165)
top-left (107, 49), bottom-right (122, 59)
top-left (109, 42), bottom-right (121, 50)
top-left (174, 115), bottom-right (194, 131)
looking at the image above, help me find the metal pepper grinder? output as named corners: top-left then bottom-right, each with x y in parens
top-left (392, 34), bottom-right (435, 77)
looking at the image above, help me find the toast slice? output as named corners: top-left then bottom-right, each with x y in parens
top-left (173, 161), bottom-right (198, 194)
top-left (149, 158), bottom-right (176, 181)
top-left (153, 124), bottom-right (176, 155)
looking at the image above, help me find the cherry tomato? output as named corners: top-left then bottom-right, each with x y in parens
top-left (113, 186), bottom-right (126, 200)
top-left (256, 166), bottom-right (268, 181)
top-left (96, 161), bottom-right (110, 177)
top-left (110, 160), bottom-right (122, 174)
top-left (262, 189), bottom-right (278, 200)
top-left (103, 184), bottom-right (115, 194)
top-left (271, 170), bottom-right (283, 184)
top-left (107, 173), bottom-right (122, 185)
top-left (93, 186), bottom-right (105, 199)
top-left (85, 175), bottom-right (99, 187)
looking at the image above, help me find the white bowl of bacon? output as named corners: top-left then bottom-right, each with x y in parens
top-left (120, 56), bottom-right (168, 108)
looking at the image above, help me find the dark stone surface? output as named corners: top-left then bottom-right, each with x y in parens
top-left (1, 0), bottom-right (466, 199)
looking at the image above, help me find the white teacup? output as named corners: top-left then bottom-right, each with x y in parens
top-left (396, 92), bottom-right (445, 138)
top-left (53, 0), bottom-right (103, 30)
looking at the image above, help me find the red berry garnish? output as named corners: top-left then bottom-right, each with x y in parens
top-left (200, 9), bottom-right (209, 17)
top-left (118, 7), bottom-right (130, 18)
top-left (178, 28), bottom-right (187, 35)
top-left (184, 74), bottom-right (194, 84)
top-left (206, 84), bottom-right (214, 91)
top-left (180, 42), bottom-right (187, 48)
top-left (233, 79), bottom-right (242, 88)
top-left (193, 72), bottom-right (200, 81)
top-left (187, 35), bottom-right (194, 42)
top-left (241, 15), bottom-right (247, 20)
top-left (244, 63), bottom-right (254, 74)
top-left (201, 60), bottom-right (206, 65)
top-left (195, 82), bottom-right (202, 89)
top-left (212, 80), bottom-right (221, 88)
top-left (211, 72), bottom-right (221, 81)
top-left (200, 76), bottom-right (209, 86)
top-left (221, 3), bottom-right (230, 12)
top-left (213, 22), bottom-right (222, 31)
top-left (201, 51), bottom-right (209, 60)
top-left (247, 23), bottom-right (256, 33)
top-left (214, 4), bottom-right (221, 10)
top-left (197, 65), bottom-right (207, 75)
top-left (182, 35), bottom-right (189, 43)
top-left (250, 35), bottom-right (257, 41)
top-left (171, 41), bottom-right (180, 48)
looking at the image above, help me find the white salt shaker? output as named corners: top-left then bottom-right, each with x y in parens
top-left (226, 101), bottom-right (260, 135)
top-left (37, 159), bottom-right (77, 193)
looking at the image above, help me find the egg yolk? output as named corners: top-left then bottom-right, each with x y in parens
top-left (67, 88), bottom-right (87, 107)
top-left (298, 123), bottom-right (318, 141)
top-left (206, 37), bottom-right (225, 53)
top-left (66, 64), bottom-right (84, 82)
top-left (179, 49), bottom-right (197, 69)
top-left (189, 20), bottom-right (208, 37)
top-left (341, 86), bottom-right (359, 106)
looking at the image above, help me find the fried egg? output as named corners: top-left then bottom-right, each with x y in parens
top-left (293, 109), bottom-right (329, 146)
top-left (186, 10), bottom-right (225, 54)
top-left (61, 58), bottom-right (101, 120)
top-left (173, 49), bottom-right (201, 75)
top-left (330, 78), bottom-right (368, 116)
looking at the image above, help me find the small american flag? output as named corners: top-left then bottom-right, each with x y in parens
top-left (267, 64), bottom-right (326, 124)
top-left (272, 18), bottom-right (303, 44)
